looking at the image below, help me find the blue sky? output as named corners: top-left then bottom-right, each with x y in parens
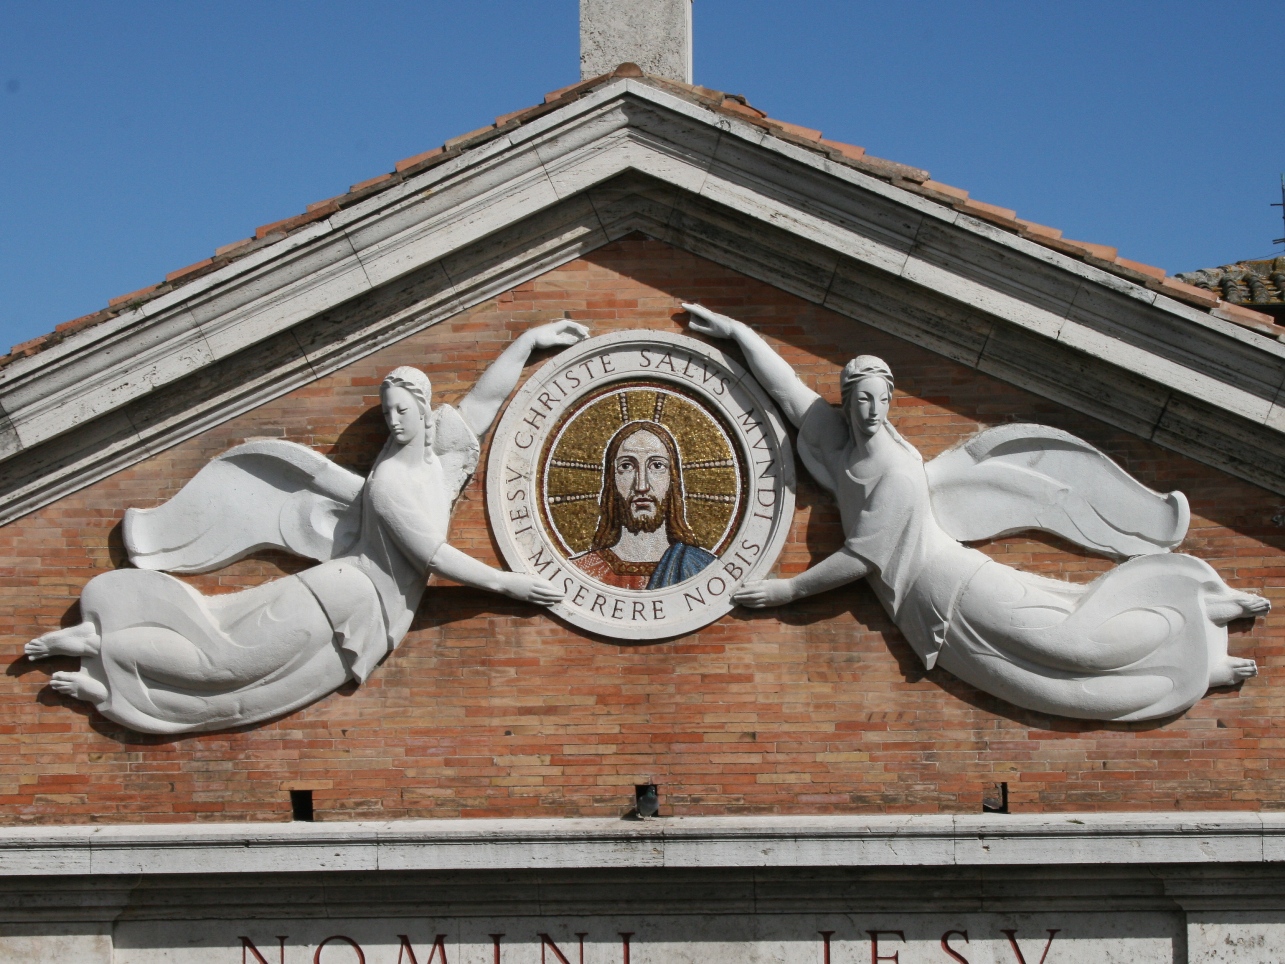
top-left (2, 1), bottom-right (1281, 352)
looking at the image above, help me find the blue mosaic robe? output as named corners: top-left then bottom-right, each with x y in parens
top-left (646, 542), bottom-right (717, 590)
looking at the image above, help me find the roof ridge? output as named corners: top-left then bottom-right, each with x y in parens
top-left (6, 64), bottom-right (1279, 367)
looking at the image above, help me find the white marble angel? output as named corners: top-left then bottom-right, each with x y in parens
top-left (26, 321), bottom-right (589, 734)
top-left (684, 303), bottom-right (1267, 722)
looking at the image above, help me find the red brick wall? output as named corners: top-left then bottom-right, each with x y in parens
top-left (1, 239), bottom-right (1279, 824)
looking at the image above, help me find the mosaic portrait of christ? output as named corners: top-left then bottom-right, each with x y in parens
top-left (569, 420), bottom-right (717, 590)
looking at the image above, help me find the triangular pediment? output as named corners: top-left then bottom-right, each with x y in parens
top-left (3, 76), bottom-right (1285, 523)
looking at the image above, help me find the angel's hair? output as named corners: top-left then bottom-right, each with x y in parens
top-left (381, 366), bottom-right (435, 458)
top-left (382, 366), bottom-right (432, 414)
top-left (839, 355), bottom-right (894, 409)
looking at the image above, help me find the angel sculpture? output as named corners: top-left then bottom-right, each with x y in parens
top-left (25, 321), bottom-right (589, 734)
top-left (684, 303), bottom-right (1267, 722)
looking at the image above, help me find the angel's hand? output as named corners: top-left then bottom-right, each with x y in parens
top-left (682, 302), bottom-right (739, 340)
top-left (732, 578), bottom-right (796, 608)
top-left (527, 320), bottom-right (590, 351)
top-left (503, 572), bottom-right (565, 606)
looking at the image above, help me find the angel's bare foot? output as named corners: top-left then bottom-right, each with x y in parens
top-left (1209, 656), bottom-right (1258, 687)
top-left (25, 621), bottom-right (100, 660)
top-left (1206, 588), bottom-right (1271, 625)
top-left (49, 671), bottom-right (107, 704)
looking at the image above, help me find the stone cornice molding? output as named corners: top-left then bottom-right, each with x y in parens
top-left (1, 813), bottom-right (1282, 877)
top-left (4, 80), bottom-right (1285, 525)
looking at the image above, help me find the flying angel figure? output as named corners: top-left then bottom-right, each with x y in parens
top-left (684, 303), bottom-right (1266, 722)
top-left (26, 321), bottom-right (589, 734)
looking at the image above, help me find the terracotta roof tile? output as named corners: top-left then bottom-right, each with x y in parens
top-left (165, 257), bottom-right (215, 284)
top-left (1015, 218), bottom-right (1062, 241)
top-left (443, 124), bottom-right (498, 151)
top-left (495, 106), bottom-right (537, 127)
top-left (1176, 257), bottom-right (1285, 308)
top-left (9, 335), bottom-right (48, 357)
top-left (306, 197), bottom-right (343, 214)
top-left (1075, 240), bottom-right (1119, 261)
top-left (958, 198), bottom-right (1019, 227)
top-left (54, 311), bottom-right (106, 335)
top-left (350, 173), bottom-right (395, 193)
top-left (1114, 257), bottom-right (1166, 282)
top-left (1151, 275), bottom-right (1219, 309)
top-left (820, 138), bottom-right (865, 161)
top-left (921, 179), bottom-right (967, 201)
top-left (545, 80), bottom-right (588, 104)
top-left (767, 119), bottom-right (823, 142)
top-left (863, 157), bottom-right (931, 184)
top-left (107, 283), bottom-right (165, 309)
top-left (724, 95), bottom-right (760, 120)
top-left (255, 200), bottom-right (338, 240)
top-left (1038, 237), bottom-right (1119, 262)
top-left (214, 237), bottom-right (254, 258)
top-left (394, 146), bottom-right (445, 174)
top-left (719, 98), bottom-right (768, 120)
top-left (1212, 299), bottom-right (1281, 333)
top-left (11, 67), bottom-right (1278, 368)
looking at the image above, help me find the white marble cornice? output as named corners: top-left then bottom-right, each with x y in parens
top-left (0, 813), bottom-right (1281, 877)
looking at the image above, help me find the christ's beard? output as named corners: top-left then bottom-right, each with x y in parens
top-left (623, 498), bottom-right (665, 534)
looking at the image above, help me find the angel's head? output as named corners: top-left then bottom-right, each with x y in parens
top-left (381, 366), bottom-right (434, 451)
top-left (840, 356), bottom-right (894, 438)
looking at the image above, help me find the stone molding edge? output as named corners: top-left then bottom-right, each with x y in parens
top-left (0, 813), bottom-right (1282, 877)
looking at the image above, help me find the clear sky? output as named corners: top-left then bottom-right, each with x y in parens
top-left (2, 1), bottom-right (1281, 352)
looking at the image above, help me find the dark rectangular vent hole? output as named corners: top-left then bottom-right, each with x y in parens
top-left (290, 789), bottom-right (314, 822)
top-left (982, 782), bottom-right (1009, 814)
top-left (634, 783), bottom-right (659, 817)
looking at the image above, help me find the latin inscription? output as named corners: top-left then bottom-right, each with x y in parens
top-left (238, 926), bottom-right (1064, 963)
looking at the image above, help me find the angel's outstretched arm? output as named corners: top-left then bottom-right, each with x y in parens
top-left (429, 544), bottom-right (563, 605)
top-left (732, 548), bottom-right (869, 608)
top-left (457, 321), bottom-right (589, 437)
top-left (683, 303), bottom-right (819, 428)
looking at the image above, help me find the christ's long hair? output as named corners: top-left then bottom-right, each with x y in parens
top-left (590, 420), bottom-right (700, 551)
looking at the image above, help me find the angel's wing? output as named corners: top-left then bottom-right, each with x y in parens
top-left (432, 403), bottom-right (481, 500)
top-left (124, 440), bottom-right (364, 573)
top-left (925, 423), bottom-right (1189, 559)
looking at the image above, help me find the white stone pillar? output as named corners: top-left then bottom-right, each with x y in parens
top-left (580, 0), bottom-right (693, 83)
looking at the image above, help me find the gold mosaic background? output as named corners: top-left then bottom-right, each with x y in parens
top-left (540, 382), bottom-right (745, 556)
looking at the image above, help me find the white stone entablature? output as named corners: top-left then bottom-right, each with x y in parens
top-left (2, 815), bottom-right (1284, 962)
top-left (2, 812), bottom-right (1284, 876)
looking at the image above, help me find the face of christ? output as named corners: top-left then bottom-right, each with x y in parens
top-left (612, 429), bottom-right (672, 534)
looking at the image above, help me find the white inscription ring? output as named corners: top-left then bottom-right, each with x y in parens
top-left (487, 330), bottom-right (795, 640)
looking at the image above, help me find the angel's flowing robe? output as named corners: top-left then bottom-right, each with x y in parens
top-left (798, 405), bottom-right (1229, 722)
top-left (74, 406), bottom-right (479, 734)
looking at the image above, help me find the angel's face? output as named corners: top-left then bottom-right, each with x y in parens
top-left (382, 385), bottom-right (425, 446)
top-left (849, 376), bottom-right (892, 437)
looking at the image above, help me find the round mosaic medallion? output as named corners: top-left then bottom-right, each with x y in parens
top-left (487, 330), bottom-right (795, 640)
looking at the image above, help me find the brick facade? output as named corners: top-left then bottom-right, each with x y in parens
top-left (1, 238), bottom-right (1278, 824)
